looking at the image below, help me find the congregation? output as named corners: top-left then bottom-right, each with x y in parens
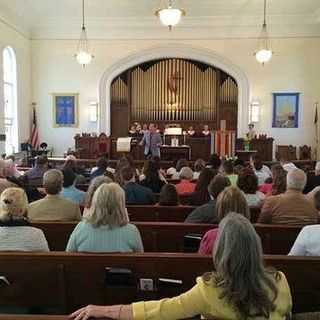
top-left (1, 152), bottom-right (320, 319)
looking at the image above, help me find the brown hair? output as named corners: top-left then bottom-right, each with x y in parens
top-left (237, 168), bottom-right (258, 194)
top-left (208, 174), bottom-right (231, 199)
top-left (158, 184), bottom-right (179, 206)
top-left (216, 186), bottom-right (250, 222)
top-left (271, 165), bottom-right (287, 196)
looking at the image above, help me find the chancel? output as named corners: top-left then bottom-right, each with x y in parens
top-left (1, 0), bottom-right (320, 319)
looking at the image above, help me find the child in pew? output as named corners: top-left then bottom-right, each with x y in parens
top-left (70, 213), bottom-right (292, 320)
top-left (66, 183), bottom-right (144, 253)
top-left (0, 188), bottom-right (49, 252)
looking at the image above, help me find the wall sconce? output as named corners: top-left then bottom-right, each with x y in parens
top-left (249, 100), bottom-right (260, 123)
top-left (88, 101), bottom-right (98, 122)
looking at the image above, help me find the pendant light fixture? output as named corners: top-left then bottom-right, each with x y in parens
top-left (255, 0), bottom-right (273, 65)
top-left (155, 0), bottom-right (186, 31)
top-left (75, 0), bottom-right (93, 67)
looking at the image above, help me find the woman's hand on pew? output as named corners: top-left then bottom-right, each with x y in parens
top-left (69, 304), bottom-right (133, 320)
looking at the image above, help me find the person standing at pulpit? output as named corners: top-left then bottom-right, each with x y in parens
top-left (128, 125), bottom-right (137, 137)
top-left (247, 123), bottom-right (256, 140)
top-left (139, 123), bottom-right (162, 158)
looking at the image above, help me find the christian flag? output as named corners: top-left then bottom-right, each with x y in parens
top-left (30, 107), bottom-right (39, 150)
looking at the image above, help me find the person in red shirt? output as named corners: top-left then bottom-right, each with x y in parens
top-left (175, 167), bottom-right (196, 195)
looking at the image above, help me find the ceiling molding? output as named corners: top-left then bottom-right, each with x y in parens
top-left (0, 7), bottom-right (30, 39)
top-left (30, 14), bottom-right (320, 40)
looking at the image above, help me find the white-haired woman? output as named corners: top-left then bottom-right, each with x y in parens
top-left (70, 213), bottom-right (292, 320)
top-left (66, 183), bottom-right (144, 253)
top-left (0, 188), bottom-right (49, 251)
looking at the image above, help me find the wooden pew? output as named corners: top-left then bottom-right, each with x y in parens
top-left (32, 221), bottom-right (302, 255)
top-left (126, 205), bottom-right (261, 222)
top-left (0, 253), bottom-right (319, 314)
top-left (127, 205), bottom-right (196, 222)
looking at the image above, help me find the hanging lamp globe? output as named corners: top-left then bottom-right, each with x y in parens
top-left (155, 1), bottom-right (185, 30)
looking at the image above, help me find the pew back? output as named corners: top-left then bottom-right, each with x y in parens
top-left (0, 252), bottom-right (318, 314)
top-left (32, 221), bottom-right (302, 255)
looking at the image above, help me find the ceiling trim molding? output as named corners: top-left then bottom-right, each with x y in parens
top-left (0, 12), bottom-right (30, 39)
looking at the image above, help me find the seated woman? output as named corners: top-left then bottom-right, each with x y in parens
top-left (289, 189), bottom-right (320, 256)
top-left (198, 186), bottom-right (250, 255)
top-left (193, 158), bottom-right (205, 180)
top-left (189, 168), bottom-right (217, 206)
top-left (66, 183), bottom-right (144, 253)
top-left (139, 160), bottom-right (166, 193)
top-left (237, 168), bottom-right (265, 207)
top-left (83, 176), bottom-right (114, 217)
top-left (0, 188), bottom-right (49, 252)
top-left (175, 167), bottom-right (196, 196)
top-left (70, 213), bottom-right (292, 320)
top-left (158, 184), bottom-right (179, 206)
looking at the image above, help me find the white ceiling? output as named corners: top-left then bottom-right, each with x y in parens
top-left (0, 0), bottom-right (320, 39)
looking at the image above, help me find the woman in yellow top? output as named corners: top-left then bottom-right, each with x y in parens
top-left (70, 213), bottom-right (292, 320)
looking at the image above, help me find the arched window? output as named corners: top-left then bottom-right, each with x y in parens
top-left (3, 46), bottom-right (18, 154)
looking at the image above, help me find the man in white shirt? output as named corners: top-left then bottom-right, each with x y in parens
top-left (280, 159), bottom-right (297, 173)
top-left (250, 155), bottom-right (272, 186)
top-left (289, 189), bottom-right (320, 256)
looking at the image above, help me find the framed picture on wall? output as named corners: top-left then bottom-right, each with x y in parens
top-left (52, 93), bottom-right (79, 127)
top-left (272, 92), bottom-right (300, 128)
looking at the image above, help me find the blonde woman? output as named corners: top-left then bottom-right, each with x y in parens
top-left (66, 183), bottom-right (144, 253)
top-left (0, 188), bottom-right (49, 251)
top-left (70, 213), bottom-right (292, 320)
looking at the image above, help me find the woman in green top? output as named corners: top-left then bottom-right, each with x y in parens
top-left (70, 213), bottom-right (292, 320)
top-left (66, 182), bottom-right (143, 253)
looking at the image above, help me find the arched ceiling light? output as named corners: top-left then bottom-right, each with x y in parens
top-left (75, 0), bottom-right (94, 67)
top-left (255, 0), bottom-right (273, 65)
top-left (155, 0), bottom-right (186, 31)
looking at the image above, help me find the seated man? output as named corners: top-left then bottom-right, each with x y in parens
top-left (185, 175), bottom-right (231, 224)
top-left (258, 168), bottom-right (318, 225)
top-left (25, 156), bottom-right (49, 186)
top-left (121, 166), bottom-right (155, 205)
top-left (28, 169), bottom-right (81, 221)
top-left (304, 161), bottom-right (320, 194)
top-left (61, 168), bottom-right (86, 206)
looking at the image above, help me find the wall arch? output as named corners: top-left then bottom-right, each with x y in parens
top-left (99, 44), bottom-right (250, 137)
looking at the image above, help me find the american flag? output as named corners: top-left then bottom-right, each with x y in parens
top-left (30, 106), bottom-right (39, 150)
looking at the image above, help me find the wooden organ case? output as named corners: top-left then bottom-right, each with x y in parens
top-left (110, 58), bottom-right (238, 137)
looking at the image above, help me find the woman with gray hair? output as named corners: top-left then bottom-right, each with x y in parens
top-left (66, 183), bottom-right (143, 253)
top-left (0, 188), bottom-right (49, 251)
top-left (70, 213), bottom-right (292, 320)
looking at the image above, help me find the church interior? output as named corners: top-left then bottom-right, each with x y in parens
top-left (0, 0), bottom-right (320, 319)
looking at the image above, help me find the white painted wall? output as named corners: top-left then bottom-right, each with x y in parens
top-left (31, 38), bottom-right (320, 157)
top-left (0, 21), bottom-right (31, 154)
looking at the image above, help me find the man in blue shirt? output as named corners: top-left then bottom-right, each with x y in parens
top-left (61, 168), bottom-right (86, 206)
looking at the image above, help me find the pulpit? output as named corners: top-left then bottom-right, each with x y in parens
top-left (236, 138), bottom-right (274, 161)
